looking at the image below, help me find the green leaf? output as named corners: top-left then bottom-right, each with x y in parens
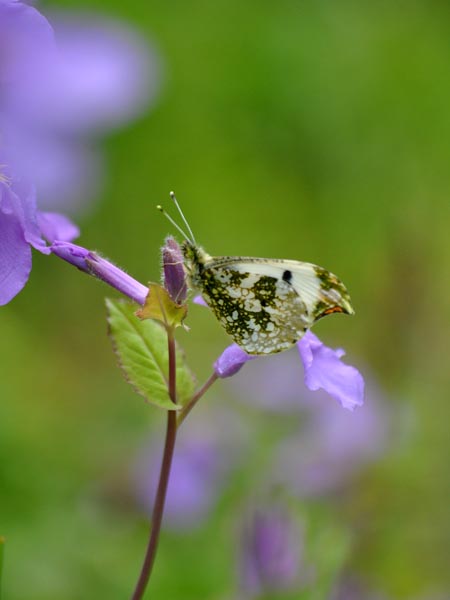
top-left (0, 536), bottom-right (4, 600)
top-left (106, 299), bottom-right (195, 410)
top-left (136, 283), bottom-right (187, 329)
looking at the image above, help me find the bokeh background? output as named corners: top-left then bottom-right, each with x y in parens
top-left (1, 1), bottom-right (449, 598)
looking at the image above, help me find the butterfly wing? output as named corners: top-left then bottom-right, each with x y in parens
top-left (197, 256), bottom-right (354, 355)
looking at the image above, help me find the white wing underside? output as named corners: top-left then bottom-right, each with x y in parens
top-left (204, 257), bottom-right (324, 316)
top-left (190, 252), bottom-right (353, 355)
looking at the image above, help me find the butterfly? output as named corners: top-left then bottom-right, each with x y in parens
top-left (159, 193), bottom-right (354, 355)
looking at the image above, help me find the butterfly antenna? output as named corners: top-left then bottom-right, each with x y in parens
top-left (170, 191), bottom-right (196, 245)
top-left (156, 205), bottom-right (191, 241)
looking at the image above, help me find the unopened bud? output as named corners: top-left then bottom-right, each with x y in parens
top-left (162, 236), bottom-right (187, 305)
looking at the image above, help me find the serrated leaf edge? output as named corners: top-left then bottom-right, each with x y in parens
top-left (106, 299), bottom-right (180, 410)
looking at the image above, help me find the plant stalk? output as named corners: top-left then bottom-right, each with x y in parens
top-left (130, 329), bottom-right (178, 600)
top-left (177, 371), bottom-right (219, 426)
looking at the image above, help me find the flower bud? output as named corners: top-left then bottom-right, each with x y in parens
top-left (214, 343), bottom-right (256, 378)
top-left (161, 236), bottom-right (187, 305)
top-left (51, 241), bottom-right (148, 305)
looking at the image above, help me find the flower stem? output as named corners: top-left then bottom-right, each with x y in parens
top-left (177, 372), bottom-right (219, 426)
top-left (130, 329), bottom-right (178, 600)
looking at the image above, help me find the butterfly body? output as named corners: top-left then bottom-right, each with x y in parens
top-left (182, 240), bottom-right (354, 355)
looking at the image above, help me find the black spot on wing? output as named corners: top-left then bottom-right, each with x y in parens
top-left (282, 270), bottom-right (292, 283)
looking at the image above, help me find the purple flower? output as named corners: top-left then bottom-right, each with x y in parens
top-left (212, 331), bottom-right (364, 410)
top-left (50, 241), bottom-right (148, 306)
top-left (1, 4), bottom-right (159, 210)
top-left (0, 167), bottom-right (79, 305)
top-left (298, 331), bottom-right (364, 411)
top-left (240, 503), bottom-right (306, 597)
top-left (214, 343), bottom-right (257, 378)
top-left (13, 12), bottom-right (158, 134)
top-left (161, 236), bottom-right (187, 305)
top-left (194, 294), bottom-right (363, 409)
top-left (0, 1), bottom-right (157, 302)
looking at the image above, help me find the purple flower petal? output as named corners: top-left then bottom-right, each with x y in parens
top-left (37, 211), bottom-right (79, 243)
top-left (214, 343), bottom-right (257, 378)
top-left (0, 168), bottom-right (64, 303)
top-left (193, 294), bottom-right (208, 306)
top-left (194, 288), bottom-right (364, 404)
top-left (0, 0), bottom-right (54, 84)
top-left (0, 209), bottom-right (32, 305)
top-left (297, 331), bottom-right (364, 411)
top-left (0, 177), bottom-right (50, 254)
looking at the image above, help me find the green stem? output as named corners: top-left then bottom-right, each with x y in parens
top-left (130, 330), bottom-right (178, 600)
top-left (177, 372), bottom-right (219, 426)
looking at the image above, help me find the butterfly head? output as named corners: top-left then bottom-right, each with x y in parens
top-left (158, 192), bottom-right (214, 290)
top-left (181, 239), bottom-right (212, 289)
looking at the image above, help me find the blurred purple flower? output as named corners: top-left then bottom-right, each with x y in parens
top-left (225, 347), bottom-right (387, 497)
top-left (331, 575), bottom-right (391, 600)
top-left (18, 12), bottom-right (157, 134)
top-left (0, 164), bottom-right (79, 305)
top-left (240, 503), bottom-right (306, 597)
top-left (134, 410), bottom-right (247, 529)
top-left (273, 383), bottom-right (388, 497)
top-left (212, 332), bottom-right (363, 410)
top-left (0, 0), bottom-right (54, 85)
top-left (1, 4), bottom-right (160, 210)
top-left (2, 125), bottom-right (104, 213)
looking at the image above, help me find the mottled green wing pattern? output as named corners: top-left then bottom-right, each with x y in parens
top-left (182, 242), bottom-right (354, 356)
top-left (200, 267), bottom-right (310, 354)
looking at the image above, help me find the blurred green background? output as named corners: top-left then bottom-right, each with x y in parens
top-left (1, 0), bottom-right (449, 598)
